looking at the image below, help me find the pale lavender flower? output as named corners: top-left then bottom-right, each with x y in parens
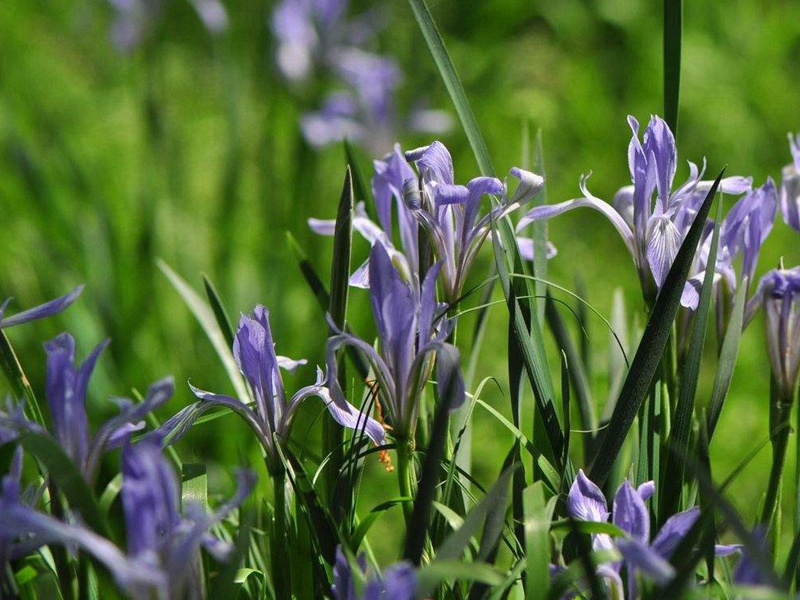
top-left (0, 286), bottom-right (83, 329)
top-left (568, 470), bottom-right (731, 597)
top-left (43, 333), bottom-right (174, 483)
top-left (680, 179), bottom-right (777, 311)
top-left (745, 267), bottom-right (800, 399)
top-left (780, 133), bottom-right (800, 231)
top-left (327, 243), bottom-right (464, 440)
top-left (404, 141), bottom-right (545, 302)
top-left (108, 0), bottom-right (228, 53)
top-left (332, 546), bottom-right (417, 600)
top-left (159, 305), bottom-right (384, 472)
top-left (519, 115), bottom-right (751, 303)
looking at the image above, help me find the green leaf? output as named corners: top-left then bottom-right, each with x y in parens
top-left (157, 260), bottom-right (248, 401)
top-left (664, 0), bottom-right (683, 135)
top-left (352, 497), bottom-right (412, 549)
top-left (19, 433), bottom-right (111, 539)
top-left (706, 279), bottom-right (748, 440)
top-left (588, 170), bottom-right (724, 486)
top-left (524, 482), bottom-right (555, 600)
top-left (203, 275), bottom-right (236, 351)
top-left (661, 203), bottom-right (721, 520)
top-left (417, 560), bottom-right (505, 595)
top-left (343, 139), bottom-right (371, 210)
top-left (0, 331), bottom-right (45, 426)
top-left (531, 129), bottom-right (549, 326)
top-left (406, 0), bottom-right (494, 176)
top-left (181, 463), bottom-right (207, 508)
top-left (98, 473), bottom-right (122, 515)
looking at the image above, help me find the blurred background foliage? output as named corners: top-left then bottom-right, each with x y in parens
top-left (2, 0), bottom-right (800, 559)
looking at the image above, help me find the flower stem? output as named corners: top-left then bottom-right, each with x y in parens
top-left (762, 378), bottom-right (794, 540)
top-left (396, 437), bottom-right (415, 527)
top-left (271, 465), bottom-right (291, 600)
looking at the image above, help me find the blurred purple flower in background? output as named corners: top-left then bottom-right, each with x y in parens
top-left (272, 0), bottom-right (451, 153)
top-left (332, 545), bottom-right (417, 600)
top-left (781, 133), bottom-right (800, 231)
top-left (519, 115), bottom-right (752, 304)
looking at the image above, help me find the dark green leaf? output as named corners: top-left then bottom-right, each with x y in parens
top-left (588, 170), bottom-right (724, 486)
top-left (0, 331), bottom-right (45, 426)
top-left (664, 0), bottom-right (683, 134)
top-left (203, 275), bottom-right (236, 351)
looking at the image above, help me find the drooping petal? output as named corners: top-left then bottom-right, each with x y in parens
top-left (407, 141), bottom-right (455, 186)
top-left (650, 506), bottom-right (700, 559)
top-left (372, 144), bottom-right (417, 234)
top-left (646, 215), bottom-right (683, 289)
top-left (507, 167), bottom-right (545, 207)
top-left (515, 238), bottom-right (558, 262)
top-left (308, 218), bottom-right (337, 235)
top-left (616, 537), bottom-right (675, 584)
top-left (636, 481), bottom-right (655, 501)
top-left (612, 481), bottom-right (650, 542)
top-left (0, 285), bottom-right (83, 329)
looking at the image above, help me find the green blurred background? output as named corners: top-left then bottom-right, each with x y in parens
top-left (2, 0), bottom-right (800, 559)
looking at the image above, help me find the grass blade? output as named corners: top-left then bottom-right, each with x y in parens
top-left (660, 204), bottom-right (721, 520)
top-left (706, 279), bottom-right (748, 440)
top-left (343, 139), bottom-right (371, 211)
top-left (202, 275), bottom-right (236, 351)
top-left (588, 170), bottom-right (724, 486)
top-left (157, 260), bottom-right (248, 401)
top-left (406, 0), bottom-right (494, 176)
top-left (524, 482), bottom-right (555, 600)
top-left (664, 0), bottom-right (683, 135)
top-left (0, 331), bottom-right (45, 426)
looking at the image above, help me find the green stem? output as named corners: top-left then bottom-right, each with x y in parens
top-left (271, 466), bottom-right (291, 600)
top-left (396, 438), bottom-right (415, 527)
top-left (763, 380), bottom-right (793, 537)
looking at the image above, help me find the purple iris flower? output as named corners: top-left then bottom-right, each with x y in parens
top-left (120, 436), bottom-right (255, 599)
top-left (108, 0), bottom-right (228, 52)
top-left (403, 141), bottom-right (545, 303)
top-left (327, 243), bottom-right (464, 440)
top-left (745, 267), bottom-right (800, 399)
top-left (681, 179), bottom-right (777, 311)
top-left (519, 115), bottom-right (752, 304)
top-left (0, 333), bottom-right (174, 485)
top-left (567, 470), bottom-right (734, 597)
top-left (0, 286), bottom-right (82, 329)
top-left (160, 305), bottom-right (384, 472)
top-left (331, 546), bottom-right (417, 600)
top-left (781, 133), bottom-right (800, 231)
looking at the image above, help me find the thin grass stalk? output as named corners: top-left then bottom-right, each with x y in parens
top-left (763, 375), bottom-right (794, 544)
top-left (396, 437), bottom-right (415, 527)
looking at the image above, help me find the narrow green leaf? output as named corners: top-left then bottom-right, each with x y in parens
top-left (343, 139), bottom-right (371, 211)
top-left (406, 0), bottom-right (494, 176)
top-left (98, 473), bottom-right (123, 515)
top-left (524, 482), bottom-right (555, 600)
top-left (417, 561), bottom-right (505, 595)
top-left (588, 170), bottom-right (724, 486)
top-left (181, 463), bottom-right (207, 508)
top-left (0, 331), bottom-right (45, 426)
top-left (157, 260), bottom-right (248, 401)
top-left (706, 279), bottom-right (748, 440)
top-left (664, 0), bottom-right (683, 135)
top-left (203, 275), bottom-right (236, 351)
top-left (661, 203), bottom-right (721, 520)
top-left (19, 433), bottom-right (110, 539)
top-left (352, 497), bottom-right (412, 549)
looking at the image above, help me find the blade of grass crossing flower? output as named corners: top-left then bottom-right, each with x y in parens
top-left (157, 260), bottom-right (248, 401)
top-left (664, 0), bottom-right (683, 135)
top-left (19, 433), bottom-right (111, 539)
top-left (588, 171), bottom-right (724, 486)
top-left (406, 0), bottom-right (494, 176)
top-left (343, 139), bottom-right (371, 212)
top-left (202, 275), bottom-right (235, 351)
top-left (532, 129), bottom-right (549, 325)
top-left (0, 331), bottom-right (45, 426)
top-left (661, 204), bottom-right (721, 521)
top-left (706, 280), bottom-right (747, 440)
top-left (524, 482), bottom-right (555, 600)
top-left (325, 168), bottom-right (354, 515)
top-left (492, 215), bottom-right (568, 478)
top-left (286, 232), bottom-right (371, 381)
top-left (403, 345), bottom-right (465, 566)
top-left (546, 293), bottom-right (596, 461)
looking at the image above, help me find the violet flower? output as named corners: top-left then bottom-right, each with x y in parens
top-left (0, 286), bottom-right (82, 329)
top-left (403, 141), bottom-right (545, 303)
top-left (327, 243), bottom-right (464, 441)
top-left (681, 179), bottom-right (777, 311)
top-left (332, 546), bottom-right (417, 600)
top-left (568, 470), bottom-right (734, 598)
top-left (160, 305), bottom-right (384, 473)
top-left (519, 115), bottom-right (751, 304)
top-left (745, 267), bottom-right (800, 399)
top-left (0, 333), bottom-right (174, 485)
top-left (781, 133), bottom-right (800, 231)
